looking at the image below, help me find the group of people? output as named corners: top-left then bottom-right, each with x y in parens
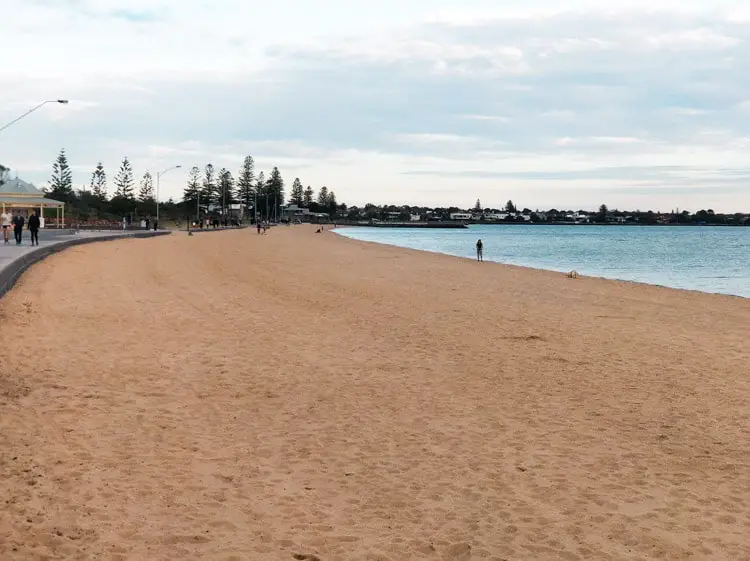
top-left (1, 210), bottom-right (41, 246)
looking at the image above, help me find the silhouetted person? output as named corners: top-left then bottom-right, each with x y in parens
top-left (476, 239), bottom-right (483, 262)
top-left (28, 211), bottom-right (40, 246)
top-left (13, 214), bottom-right (24, 245)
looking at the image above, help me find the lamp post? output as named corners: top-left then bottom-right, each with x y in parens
top-left (155, 165), bottom-right (181, 224)
top-left (0, 99), bottom-right (69, 134)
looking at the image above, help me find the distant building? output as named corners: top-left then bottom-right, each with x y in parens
top-left (484, 213), bottom-right (507, 221)
top-left (449, 212), bottom-right (472, 220)
top-left (281, 204), bottom-right (313, 222)
top-left (226, 203), bottom-right (248, 219)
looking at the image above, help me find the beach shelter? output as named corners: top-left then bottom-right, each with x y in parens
top-left (0, 176), bottom-right (65, 227)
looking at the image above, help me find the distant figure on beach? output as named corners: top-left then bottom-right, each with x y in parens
top-left (315, 228), bottom-right (321, 233)
top-left (145, 218), bottom-right (150, 230)
top-left (1, 209), bottom-right (10, 244)
top-left (476, 239), bottom-right (483, 262)
top-left (257, 221), bottom-right (261, 234)
top-left (28, 211), bottom-right (40, 246)
top-left (13, 214), bottom-right (25, 245)
top-left (122, 216), bottom-right (127, 231)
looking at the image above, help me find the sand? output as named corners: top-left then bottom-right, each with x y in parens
top-left (1, 225), bottom-right (749, 561)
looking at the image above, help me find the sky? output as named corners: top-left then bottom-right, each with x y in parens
top-left (1, 0), bottom-right (750, 212)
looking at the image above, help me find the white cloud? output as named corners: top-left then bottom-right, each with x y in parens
top-left (646, 28), bottom-right (741, 49)
top-left (2, 1), bottom-right (750, 210)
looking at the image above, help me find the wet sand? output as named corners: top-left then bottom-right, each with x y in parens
top-left (1, 225), bottom-right (749, 560)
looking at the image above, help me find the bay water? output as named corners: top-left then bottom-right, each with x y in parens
top-left (335, 225), bottom-right (750, 298)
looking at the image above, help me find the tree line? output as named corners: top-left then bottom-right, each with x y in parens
top-left (33, 150), bottom-right (749, 226)
top-left (40, 149), bottom-right (341, 222)
top-left (181, 156), bottom-right (340, 221)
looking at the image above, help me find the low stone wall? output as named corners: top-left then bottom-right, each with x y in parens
top-left (0, 231), bottom-right (171, 300)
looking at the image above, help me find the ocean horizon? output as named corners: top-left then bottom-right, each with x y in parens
top-left (335, 224), bottom-right (750, 298)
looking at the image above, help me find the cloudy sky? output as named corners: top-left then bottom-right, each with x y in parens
top-left (2, 0), bottom-right (750, 211)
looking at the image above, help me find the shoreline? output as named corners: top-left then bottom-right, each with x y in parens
top-left (332, 226), bottom-right (749, 300)
top-left (333, 221), bottom-right (749, 228)
top-left (2, 226), bottom-right (749, 560)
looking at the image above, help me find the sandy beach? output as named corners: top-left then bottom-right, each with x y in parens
top-left (1, 225), bottom-right (749, 560)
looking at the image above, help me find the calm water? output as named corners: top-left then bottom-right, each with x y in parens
top-left (336, 225), bottom-right (750, 298)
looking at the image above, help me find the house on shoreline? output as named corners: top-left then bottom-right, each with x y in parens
top-left (0, 165), bottom-right (66, 227)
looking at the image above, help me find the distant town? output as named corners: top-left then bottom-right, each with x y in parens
top-left (294, 201), bottom-right (750, 227)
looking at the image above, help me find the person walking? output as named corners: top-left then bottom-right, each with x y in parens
top-left (476, 239), bottom-right (483, 262)
top-left (13, 214), bottom-right (25, 245)
top-left (1, 209), bottom-right (11, 244)
top-left (27, 211), bottom-right (40, 246)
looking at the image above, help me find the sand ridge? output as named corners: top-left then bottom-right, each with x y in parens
top-left (1, 225), bottom-right (749, 560)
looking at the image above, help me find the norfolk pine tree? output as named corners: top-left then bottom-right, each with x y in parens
top-left (49, 148), bottom-right (74, 202)
top-left (327, 191), bottom-right (338, 217)
top-left (138, 171), bottom-right (155, 216)
top-left (113, 157), bottom-right (135, 200)
top-left (202, 164), bottom-right (217, 208)
top-left (183, 166), bottom-right (201, 217)
top-left (266, 167), bottom-right (285, 220)
top-left (237, 155), bottom-right (255, 216)
top-left (303, 186), bottom-right (314, 208)
top-left (317, 186), bottom-right (329, 207)
top-left (138, 171), bottom-right (154, 202)
top-left (111, 157), bottom-right (136, 216)
top-left (290, 178), bottom-right (304, 206)
top-left (90, 162), bottom-right (107, 201)
top-left (218, 168), bottom-right (235, 215)
top-left (255, 171), bottom-right (265, 219)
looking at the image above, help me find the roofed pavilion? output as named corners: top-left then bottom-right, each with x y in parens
top-left (0, 175), bottom-right (65, 227)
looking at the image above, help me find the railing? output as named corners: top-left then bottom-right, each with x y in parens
top-left (44, 219), bottom-right (158, 231)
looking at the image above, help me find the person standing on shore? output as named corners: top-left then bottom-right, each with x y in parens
top-left (1, 209), bottom-right (10, 244)
top-left (476, 239), bottom-right (483, 262)
top-left (27, 211), bottom-right (40, 246)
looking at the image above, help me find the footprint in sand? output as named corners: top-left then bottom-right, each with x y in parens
top-left (293, 554), bottom-right (322, 561)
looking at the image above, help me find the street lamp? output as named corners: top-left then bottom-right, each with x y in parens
top-left (0, 99), bottom-right (69, 134)
top-left (155, 165), bottom-right (181, 224)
